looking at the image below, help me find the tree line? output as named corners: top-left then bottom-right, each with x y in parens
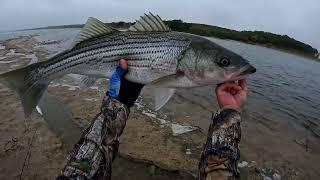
top-left (30, 19), bottom-right (318, 58)
top-left (165, 20), bottom-right (318, 58)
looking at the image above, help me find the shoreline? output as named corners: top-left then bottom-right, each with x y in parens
top-left (9, 26), bottom-right (318, 61)
top-left (207, 36), bottom-right (320, 62)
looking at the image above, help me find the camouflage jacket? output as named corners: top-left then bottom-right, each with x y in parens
top-left (197, 109), bottom-right (241, 180)
top-left (57, 95), bottom-right (241, 180)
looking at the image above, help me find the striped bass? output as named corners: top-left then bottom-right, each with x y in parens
top-left (0, 13), bottom-right (256, 117)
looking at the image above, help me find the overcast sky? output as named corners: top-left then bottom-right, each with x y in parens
top-left (0, 0), bottom-right (319, 49)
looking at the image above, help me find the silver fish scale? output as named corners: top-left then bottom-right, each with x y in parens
top-left (37, 31), bottom-right (191, 84)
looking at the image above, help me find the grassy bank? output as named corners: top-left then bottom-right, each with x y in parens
top-left (165, 20), bottom-right (318, 58)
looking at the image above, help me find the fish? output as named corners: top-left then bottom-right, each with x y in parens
top-left (0, 13), bottom-right (256, 117)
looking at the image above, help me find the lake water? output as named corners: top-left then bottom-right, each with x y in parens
top-left (208, 37), bottom-right (320, 138)
top-left (1, 29), bottom-right (319, 140)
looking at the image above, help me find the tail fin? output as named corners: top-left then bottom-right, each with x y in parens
top-left (0, 65), bottom-right (48, 117)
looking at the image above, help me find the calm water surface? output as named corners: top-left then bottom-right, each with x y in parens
top-left (209, 37), bottom-right (320, 137)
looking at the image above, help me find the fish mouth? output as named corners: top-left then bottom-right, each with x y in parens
top-left (239, 64), bottom-right (256, 76)
top-left (224, 64), bottom-right (256, 82)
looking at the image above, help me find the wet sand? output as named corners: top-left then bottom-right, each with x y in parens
top-left (0, 35), bottom-right (320, 180)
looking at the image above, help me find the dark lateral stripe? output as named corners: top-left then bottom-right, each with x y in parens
top-left (44, 45), bottom-right (169, 75)
top-left (56, 32), bottom-right (187, 59)
top-left (44, 44), bottom-right (180, 76)
top-left (44, 39), bottom-right (186, 68)
top-left (42, 32), bottom-right (190, 76)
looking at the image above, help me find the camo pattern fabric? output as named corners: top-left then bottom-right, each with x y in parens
top-left (57, 95), bottom-right (129, 180)
top-left (197, 109), bottom-right (241, 180)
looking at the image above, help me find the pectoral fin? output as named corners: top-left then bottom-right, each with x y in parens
top-left (150, 74), bottom-right (177, 87)
top-left (154, 88), bottom-right (176, 111)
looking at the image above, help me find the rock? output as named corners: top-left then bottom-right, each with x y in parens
top-left (238, 161), bottom-right (249, 168)
top-left (263, 175), bottom-right (272, 180)
top-left (255, 167), bottom-right (266, 174)
top-left (273, 173), bottom-right (281, 180)
top-left (148, 165), bottom-right (156, 175)
top-left (185, 148), bottom-right (192, 155)
top-left (248, 161), bottom-right (256, 167)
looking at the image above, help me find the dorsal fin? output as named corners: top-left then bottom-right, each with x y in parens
top-left (129, 12), bottom-right (171, 32)
top-left (71, 17), bottom-right (115, 47)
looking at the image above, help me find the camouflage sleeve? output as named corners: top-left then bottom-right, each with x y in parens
top-left (57, 95), bottom-right (129, 180)
top-left (197, 109), bottom-right (241, 180)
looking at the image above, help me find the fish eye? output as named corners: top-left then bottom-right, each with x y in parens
top-left (219, 57), bottom-right (230, 67)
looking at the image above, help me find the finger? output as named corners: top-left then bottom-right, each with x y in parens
top-left (216, 82), bottom-right (232, 94)
top-left (239, 79), bottom-right (248, 91)
top-left (228, 84), bottom-right (242, 96)
top-left (217, 82), bottom-right (241, 94)
top-left (217, 81), bottom-right (235, 90)
top-left (119, 59), bottom-right (128, 70)
top-left (230, 89), bottom-right (237, 95)
top-left (230, 84), bottom-right (242, 91)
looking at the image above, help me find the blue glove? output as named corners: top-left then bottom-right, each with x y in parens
top-left (108, 67), bottom-right (126, 98)
top-left (108, 63), bottom-right (144, 107)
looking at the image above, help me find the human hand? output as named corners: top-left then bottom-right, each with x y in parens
top-left (108, 59), bottom-right (128, 98)
top-left (108, 59), bottom-right (144, 107)
top-left (215, 79), bottom-right (248, 112)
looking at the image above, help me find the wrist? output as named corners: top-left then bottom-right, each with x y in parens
top-left (115, 66), bottom-right (126, 74)
top-left (220, 105), bottom-right (242, 113)
top-left (104, 92), bottom-right (130, 108)
top-left (213, 108), bottom-right (241, 125)
top-left (117, 79), bottom-right (144, 108)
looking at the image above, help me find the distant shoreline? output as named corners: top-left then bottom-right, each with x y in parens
top-left (22, 20), bottom-right (319, 60)
top-left (223, 38), bottom-right (320, 61)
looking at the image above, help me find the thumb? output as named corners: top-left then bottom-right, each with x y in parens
top-left (119, 59), bottom-right (128, 70)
